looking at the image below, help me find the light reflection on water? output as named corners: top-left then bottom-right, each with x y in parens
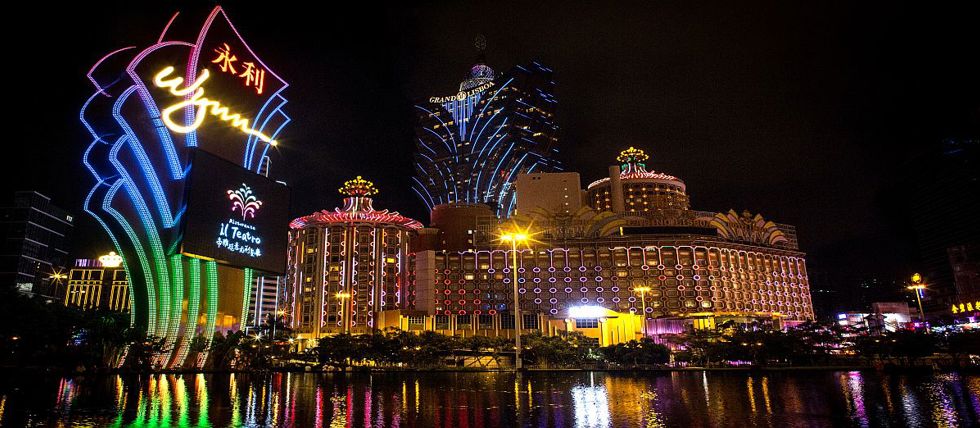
top-left (0, 370), bottom-right (978, 427)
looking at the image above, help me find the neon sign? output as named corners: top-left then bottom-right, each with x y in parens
top-left (212, 43), bottom-right (266, 94)
top-left (154, 66), bottom-right (278, 146)
top-left (98, 251), bottom-right (123, 268)
top-left (429, 81), bottom-right (495, 104)
top-left (217, 184), bottom-right (265, 258)
top-left (227, 184), bottom-right (262, 220)
top-left (217, 219), bottom-right (263, 258)
top-left (81, 6), bottom-right (289, 369)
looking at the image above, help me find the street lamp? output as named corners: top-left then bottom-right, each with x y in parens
top-left (634, 286), bottom-right (651, 337)
top-left (336, 292), bottom-right (352, 334)
top-left (50, 273), bottom-right (67, 302)
top-left (907, 273), bottom-right (926, 323)
top-left (499, 227), bottom-right (532, 370)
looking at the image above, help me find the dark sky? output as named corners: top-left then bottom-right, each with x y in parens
top-left (4, 1), bottom-right (978, 291)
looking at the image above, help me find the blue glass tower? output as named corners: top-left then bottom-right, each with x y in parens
top-left (413, 54), bottom-right (562, 217)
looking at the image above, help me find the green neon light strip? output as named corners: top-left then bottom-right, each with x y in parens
top-left (148, 230), bottom-right (171, 343)
top-left (199, 260), bottom-right (219, 368)
top-left (117, 179), bottom-right (173, 340)
top-left (173, 257), bottom-right (201, 368)
top-left (164, 255), bottom-right (184, 367)
top-left (104, 182), bottom-right (157, 335)
top-left (241, 268), bottom-right (253, 330)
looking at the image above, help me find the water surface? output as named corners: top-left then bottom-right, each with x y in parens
top-left (1, 370), bottom-right (978, 427)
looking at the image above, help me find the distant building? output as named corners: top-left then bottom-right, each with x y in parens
top-left (837, 302), bottom-right (914, 334)
top-left (285, 177), bottom-right (422, 345)
top-left (64, 253), bottom-right (129, 312)
top-left (515, 172), bottom-right (582, 215)
top-left (0, 191), bottom-right (74, 295)
top-left (949, 244), bottom-right (980, 304)
top-left (904, 139), bottom-right (980, 317)
top-left (412, 43), bottom-right (562, 217)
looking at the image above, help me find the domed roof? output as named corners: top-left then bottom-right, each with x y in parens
top-left (459, 63), bottom-right (495, 91)
top-left (290, 176), bottom-right (422, 229)
top-left (587, 147), bottom-right (686, 190)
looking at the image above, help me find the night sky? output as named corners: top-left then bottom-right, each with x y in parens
top-left (4, 1), bottom-right (977, 303)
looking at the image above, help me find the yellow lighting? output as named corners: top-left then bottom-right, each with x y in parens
top-left (154, 66), bottom-right (278, 146)
top-left (335, 292), bottom-right (351, 299)
top-left (98, 251), bottom-right (123, 268)
top-left (634, 286), bottom-right (651, 293)
top-left (910, 273), bottom-right (922, 284)
top-left (497, 223), bottom-right (539, 247)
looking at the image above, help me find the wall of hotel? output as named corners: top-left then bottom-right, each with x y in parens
top-left (514, 172), bottom-right (583, 215)
top-left (377, 308), bottom-right (645, 346)
top-left (65, 267), bottom-right (130, 311)
top-left (412, 243), bottom-right (813, 321)
top-left (428, 203), bottom-right (497, 251)
top-left (287, 224), bottom-right (413, 337)
top-left (588, 179), bottom-right (690, 213)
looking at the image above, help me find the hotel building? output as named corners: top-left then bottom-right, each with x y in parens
top-left (285, 177), bottom-right (422, 343)
top-left (412, 47), bottom-right (562, 217)
top-left (401, 148), bottom-right (813, 345)
top-left (63, 252), bottom-right (130, 312)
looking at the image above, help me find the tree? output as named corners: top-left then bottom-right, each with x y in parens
top-left (317, 333), bottom-right (362, 368)
top-left (601, 338), bottom-right (670, 366)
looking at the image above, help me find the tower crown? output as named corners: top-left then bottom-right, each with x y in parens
top-left (339, 176), bottom-right (378, 197)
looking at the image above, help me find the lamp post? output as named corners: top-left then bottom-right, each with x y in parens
top-left (634, 286), bottom-right (650, 337)
top-left (907, 273), bottom-right (926, 323)
top-left (500, 231), bottom-right (530, 370)
top-left (336, 292), bottom-right (351, 334)
top-left (50, 273), bottom-right (67, 301)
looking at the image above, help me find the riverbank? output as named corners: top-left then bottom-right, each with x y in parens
top-left (5, 363), bottom-right (976, 376)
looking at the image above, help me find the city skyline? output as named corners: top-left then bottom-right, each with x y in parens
top-left (3, 1), bottom-right (978, 301)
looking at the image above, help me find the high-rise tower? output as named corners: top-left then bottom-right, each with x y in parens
top-left (413, 39), bottom-right (561, 217)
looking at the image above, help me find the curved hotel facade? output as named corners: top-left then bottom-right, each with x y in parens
top-left (286, 177), bottom-right (422, 342)
top-left (406, 147), bottom-right (813, 344)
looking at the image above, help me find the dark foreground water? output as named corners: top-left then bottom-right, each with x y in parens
top-left (0, 370), bottom-right (978, 427)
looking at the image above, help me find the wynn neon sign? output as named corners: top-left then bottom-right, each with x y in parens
top-left (153, 66), bottom-right (278, 146)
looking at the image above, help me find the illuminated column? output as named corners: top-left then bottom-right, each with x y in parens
top-left (608, 165), bottom-right (624, 214)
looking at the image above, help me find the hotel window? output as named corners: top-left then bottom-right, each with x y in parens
top-left (435, 315), bottom-right (450, 329)
top-left (522, 314), bottom-right (539, 329)
top-left (501, 315), bottom-right (515, 329)
top-left (478, 314), bottom-right (493, 328)
top-left (575, 318), bottom-right (599, 329)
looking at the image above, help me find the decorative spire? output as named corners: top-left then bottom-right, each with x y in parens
top-left (339, 176), bottom-right (378, 197)
top-left (460, 34), bottom-right (495, 91)
top-left (617, 147), bottom-right (649, 174)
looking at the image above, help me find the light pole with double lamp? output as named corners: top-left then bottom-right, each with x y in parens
top-left (907, 273), bottom-right (926, 323)
top-left (633, 286), bottom-right (651, 337)
top-left (499, 229), bottom-right (531, 370)
top-left (336, 291), bottom-right (351, 334)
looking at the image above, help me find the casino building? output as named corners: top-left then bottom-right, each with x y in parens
top-left (285, 177), bottom-right (422, 343)
top-left (412, 44), bottom-right (562, 217)
top-left (393, 147), bottom-right (814, 345)
top-left (63, 252), bottom-right (130, 312)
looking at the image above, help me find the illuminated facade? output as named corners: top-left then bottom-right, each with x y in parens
top-left (413, 52), bottom-right (562, 217)
top-left (80, 7), bottom-right (289, 368)
top-left (64, 256), bottom-right (130, 312)
top-left (286, 177), bottom-right (422, 342)
top-left (404, 147), bottom-right (813, 342)
top-left (586, 147), bottom-right (690, 213)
